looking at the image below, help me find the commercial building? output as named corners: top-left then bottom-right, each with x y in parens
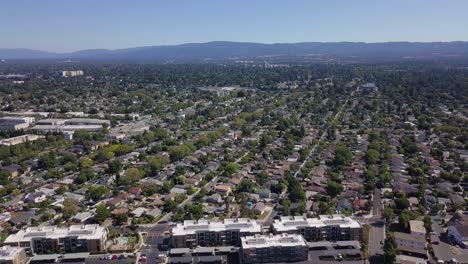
top-left (0, 117), bottom-right (34, 131)
top-left (241, 234), bottom-right (309, 263)
top-left (0, 135), bottom-right (43, 146)
top-left (171, 218), bottom-right (262, 248)
top-left (272, 215), bottom-right (361, 242)
top-left (0, 246), bottom-right (27, 264)
top-left (4, 224), bottom-right (107, 255)
top-left (62, 70), bottom-right (84, 77)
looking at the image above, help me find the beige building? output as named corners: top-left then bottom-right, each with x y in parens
top-left (409, 220), bottom-right (426, 239)
top-left (0, 246), bottom-right (27, 264)
top-left (4, 225), bottom-right (107, 255)
top-left (394, 232), bottom-right (427, 259)
top-left (0, 135), bottom-right (43, 146)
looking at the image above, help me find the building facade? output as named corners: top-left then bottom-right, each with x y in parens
top-left (0, 117), bottom-right (34, 131)
top-left (4, 225), bottom-right (107, 255)
top-left (0, 246), bottom-right (27, 264)
top-left (171, 218), bottom-right (262, 248)
top-left (394, 232), bottom-right (427, 259)
top-left (241, 234), bottom-right (309, 264)
top-left (272, 215), bottom-right (361, 242)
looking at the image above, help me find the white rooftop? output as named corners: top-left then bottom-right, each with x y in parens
top-left (273, 215), bottom-right (361, 232)
top-left (241, 233), bottom-right (307, 249)
top-left (4, 224), bottom-right (106, 244)
top-left (172, 218), bottom-right (262, 236)
top-left (0, 246), bottom-right (23, 260)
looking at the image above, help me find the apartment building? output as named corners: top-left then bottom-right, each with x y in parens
top-left (272, 215), bottom-right (361, 242)
top-left (394, 232), bottom-right (427, 259)
top-left (171, 218), bottom-right (262, 248)
top-left (0, 246), bottom-right (27, 264)
top-left (241, 234), bottom-right (309, 264)
top-left (4, 225), bottom-right (107, 255)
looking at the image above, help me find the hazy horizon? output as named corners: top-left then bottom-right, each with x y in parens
top-left (2, 0), bottom-right (468, 52)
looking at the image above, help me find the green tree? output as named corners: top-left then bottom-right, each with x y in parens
top-left (87, 186), bottom-right (110, 201)
top-left (326, 180), bottom-right (344, 198)
top-left (224, 162), bottom-right (239, 177)
top-left (365, 149), bottom-right (379, 165)
top-left (382, 207), bottom-right (395, 223)
top-left (94, 204), bottom-right (111, 223)
top-left (286, 174), bottom-right (306, 202)
top-left (120, 168), bottom-right (143, 186)
top-left (107, 160), bottom-right (122, 174)
top-left (383, 232), bottom-right (399, 264)
top-left (423, 215), bottom-right (432, 233)
top-left (62, 199), bottom-right (78, 219)
top-left (187, 204), bottom-right (204, 220)
top-left (333, 144), bottom-right (353, 167)
top-left (395, 197), bottom-right (410, 210)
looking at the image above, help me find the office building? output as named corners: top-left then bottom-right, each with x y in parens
top-left (272, 215), bottom-right (361, 241)
top-left (241, 234), bottom-right (308, 263)
top-left (4, 225), bottom-right (107, 255)
top-left (171, 218), bottom-right (262, 248)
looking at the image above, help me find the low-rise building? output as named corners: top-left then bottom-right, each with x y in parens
top-left (4, 224), bottom-right (107, 255)
top-left (0, 246), bottom-right (27, 264)
top-left (241, 234), bottom-right (308, 264)
top-left (272, 215), bottom-right (361, 241)
top-left (394, 232), bottom-right (427, 259)
top-left (0, 117), bottom-right (34, 131)
top-left (0, 134), bottom-right (43, 146)
top-left (409, 220), bottom-right (426, 239)
top-left (171, 218), bottom-right (262, 248)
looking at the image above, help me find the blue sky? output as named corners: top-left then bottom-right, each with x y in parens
top-left (1, 0), bottom-right (467, 52)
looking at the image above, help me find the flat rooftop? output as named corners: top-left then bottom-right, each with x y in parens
top-left (0, 246), bottom-right (23, 260)
top-left (172, 218), bottom-right (262, 236)
top-left (273, 215), bottom-right (361, 232)
top-left (242, 234), bottom-right (308, 249)
top-left (4, 224), bottom-right (106, 244)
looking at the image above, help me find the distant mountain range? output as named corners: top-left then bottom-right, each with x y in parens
top-left (1, 41), bottom-right (468, 62)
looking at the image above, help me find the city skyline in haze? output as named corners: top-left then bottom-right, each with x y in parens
top-left (2, 0), bottom-right (468, 52)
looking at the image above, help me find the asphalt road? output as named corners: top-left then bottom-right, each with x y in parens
top-left (139, 224), bottom-right (171, 264)
top-left (368, 220), bottom-right (385, 257)
top-left (372, 188), bottom-right (382, 218)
